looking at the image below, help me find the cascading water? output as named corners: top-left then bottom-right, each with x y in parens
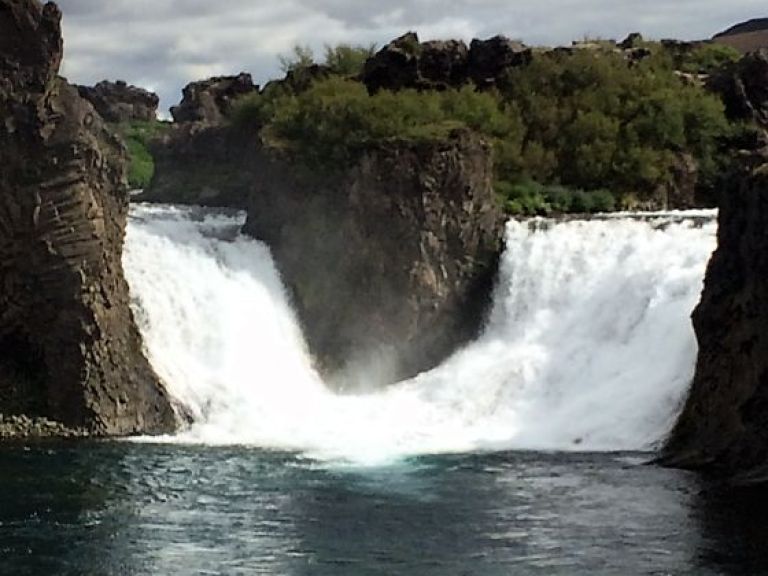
top-left (123, 203), bottom-right (717, 463)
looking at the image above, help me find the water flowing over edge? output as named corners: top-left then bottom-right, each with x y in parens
top-left (122, 203), bottom-right (717, 464)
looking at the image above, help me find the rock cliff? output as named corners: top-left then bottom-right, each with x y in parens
top-left (663, 50), bottom-right (768, 482)
top-left (243, 130), bottom-right (504, 382)
top-left (0, 0), bottom-right (176, 435)
top-left (76, 80), bottom-right (159, 123)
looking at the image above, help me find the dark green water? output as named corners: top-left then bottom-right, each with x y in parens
top-left (1, 443), bottom-right (767, 575)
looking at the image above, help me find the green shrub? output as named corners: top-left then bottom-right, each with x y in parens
top-left (323, 43), bottom-right (376, 76)
top-left (257, 78), bottom-right (519, 166)
top-left (112, 120), bottom-right (171, 189)
top-left (279, 45), bottom-right (315, 73)
top-left (227, 42), bottom-right (737, 213)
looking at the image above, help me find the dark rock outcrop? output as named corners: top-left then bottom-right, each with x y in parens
top-left (0, 0), bottom-right (176, 435)
top-left (707, 49), bottom-right (768, 127)
top-left (243, 130), bottom-right (504, 382)
top-left (361, 32), bottom-right (531, 93)
top-left (76, 80), bottom-right (159, 123)
top-left (662, 161), bottom-right (768, 483)
top-left (467, 36), bottom-right (532, 87)
top-left (170, 72), bottom-right (258, 124)
top-left (362, 32), bottom-right (423, 92)
top-left (663, 49), bottom-right (768, 482)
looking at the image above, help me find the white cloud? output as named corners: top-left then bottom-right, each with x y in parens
top-left (56, 0), bottom-right (766, 113)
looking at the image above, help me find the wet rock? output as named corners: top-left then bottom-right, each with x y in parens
top-left (76, 80), bottom-right (159, 123)
top-left (0, 0), bottom-right (176, 436)
top-left (243, 129), bottom-right (505, 382)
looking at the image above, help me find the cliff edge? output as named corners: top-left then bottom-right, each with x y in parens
top-left (0, 0), bottom-right (176, 435)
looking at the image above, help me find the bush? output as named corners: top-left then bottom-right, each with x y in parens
top-left (255, 78), bottom-right (519, 166)
top-left (323, 43), bottom-right (376, 76)
top-left (228, 41), bottom-right (737, 212)
top-left (112, 120), bottom-right (171, 189)
top-left (499, 49), bottom-right (731, 200)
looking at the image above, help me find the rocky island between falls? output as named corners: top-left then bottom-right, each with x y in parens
top-left (4, 0), bottom-right (768, 486)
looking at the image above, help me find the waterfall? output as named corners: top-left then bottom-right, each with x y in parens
top-left (123, 203), bottom-right (716, 463)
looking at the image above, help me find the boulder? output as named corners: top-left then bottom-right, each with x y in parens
top-left (361, 32), bottom-right (422, 93)
top-left (0, 0), bottom-right (176, 435)
top-left (362, 32), bottom-right (530, 93)
top-left (170, 72), bottom-right (257, 124)
top-left (76, 80), bottom-right (159, 123)
top-left (468, 36), bottom-right (532, 87)
top-left (418, 39), bottom-right (469, 89)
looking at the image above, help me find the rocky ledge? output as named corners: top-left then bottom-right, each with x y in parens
top-left (0, 0), bottom-right (176, 436)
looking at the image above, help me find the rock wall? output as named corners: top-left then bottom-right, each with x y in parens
top-left (662, 160), bottom-right (768, 482)
top-left (0, 0), bottom-right (176, 435)
top-left (243, 130), bottom-right (504, 382)
top-left (663, 50), bottom-right (768, 482)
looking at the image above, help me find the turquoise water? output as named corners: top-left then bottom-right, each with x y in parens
top-left (1, 443), bottom-right (766, 575)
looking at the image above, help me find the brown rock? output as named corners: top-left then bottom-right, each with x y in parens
top-left (662, 161), bottom-right (768, 483)
top-left (76, 80), bottom-right (159, 123)
top-left (243, 130), bottom-right (505, 382)
top-left (170, 72), bottom-right (258, 124)
top-left (0, 0), bottom-right (176, 435)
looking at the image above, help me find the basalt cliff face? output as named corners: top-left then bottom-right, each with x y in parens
top-left (0, 0), bottom-right (175, 435)
top-left (663, 50), bottom-right (768, 482)
top-left (243, 131), bottom-right (504, 382)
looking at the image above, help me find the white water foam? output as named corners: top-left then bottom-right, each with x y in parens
top-left (123, 204), bottom-right (717, 463)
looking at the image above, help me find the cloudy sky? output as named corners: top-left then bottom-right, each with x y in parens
top-left (57, 0), bottom-right (765, 114)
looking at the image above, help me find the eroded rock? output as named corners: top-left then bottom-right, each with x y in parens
top-left (170, 72), bottom-right (258, 124)
top-left (76, 80), bottom-right (159, 123)
top-left (243, 130), bottom-right (505, 382)
top-left (0, 0), bottom-right (176, 435)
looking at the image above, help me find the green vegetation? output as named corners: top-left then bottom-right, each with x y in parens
top-left (278, 43), bottom-right (377, 76)
top-left (237, 78), bottom-right (515, 165)
top-left (323, 43), bottom-right (377, 75)
top-left (112, 120), bottom-right (171, 189)
top-left (231, 41), bottom-right (740, 214)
